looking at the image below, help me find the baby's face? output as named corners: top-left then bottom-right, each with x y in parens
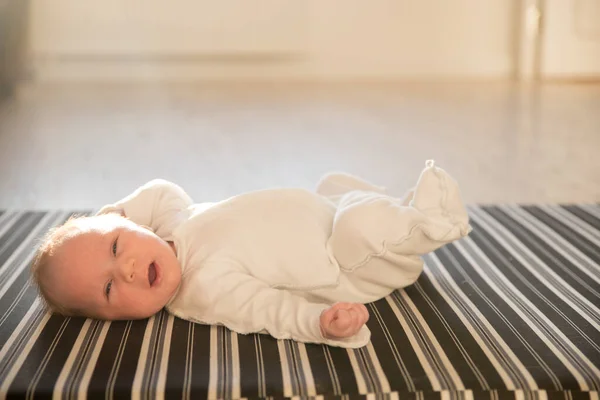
top-left (47, 214), bottom-right (182, 320)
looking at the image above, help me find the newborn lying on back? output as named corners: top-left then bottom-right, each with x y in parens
top-left (31, 161), bottom-right (471, 348)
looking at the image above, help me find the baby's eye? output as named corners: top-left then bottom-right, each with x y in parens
top-left (112, 238), bottom-right (118, 256)
top-left (105, 281), bottom-right (112, 298)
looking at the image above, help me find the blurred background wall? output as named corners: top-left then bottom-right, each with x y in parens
top-left (0, 0), bottom-right (599, 209)
top-left (2, 0), bottom-right (597, 84)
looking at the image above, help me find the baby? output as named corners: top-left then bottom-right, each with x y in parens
top-left (31, 161), bottom-right (471, 348)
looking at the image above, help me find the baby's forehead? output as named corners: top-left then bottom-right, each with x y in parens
top-left (55, 215), bottom-right (123, 248)
top-left (67, 214), bottom-right (123, 233)
top-left (48, 217), bottom-right (123, 276)
top-left (55, 229), bottom-right (102, 259)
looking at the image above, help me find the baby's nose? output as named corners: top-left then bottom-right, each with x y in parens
top-left (120, 258), bottom-right (136, 283)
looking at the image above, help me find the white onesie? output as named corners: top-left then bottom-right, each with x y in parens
top-left (98, 161), bottom-right (471, 348)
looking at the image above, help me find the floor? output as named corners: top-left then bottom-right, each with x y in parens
top-left (0, 82), bottom-right (598, 210)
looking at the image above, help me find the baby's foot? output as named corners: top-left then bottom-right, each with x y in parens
top-left (320, 302), bottom-right (369, 339)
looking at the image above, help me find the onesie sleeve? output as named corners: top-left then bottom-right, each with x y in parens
top-left (173, 266), bottom-right (371, 349)
top-left (97, 179), bottom-right (193, 238)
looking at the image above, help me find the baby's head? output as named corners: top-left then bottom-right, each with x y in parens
top-left (31, 213), bottom-right (182, 320)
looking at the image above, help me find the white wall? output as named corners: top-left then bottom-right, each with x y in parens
top-left (540, 0), bottom-right (600, 78)
top-left (30, 0), bottom-right (307, 55)
top-left (29, 0), bottom-right (519, 81)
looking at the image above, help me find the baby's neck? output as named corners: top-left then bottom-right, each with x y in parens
top-left (167, 241), bottom-right (177, 256)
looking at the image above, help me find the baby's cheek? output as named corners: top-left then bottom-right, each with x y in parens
top-left (134, 287), bottom-right (165, 313)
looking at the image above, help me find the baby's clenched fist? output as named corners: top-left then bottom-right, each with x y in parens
top-left (320, 302), bottom-right (369, 339)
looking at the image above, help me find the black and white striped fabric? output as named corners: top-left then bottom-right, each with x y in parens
top-left (0, 205), bottom-right (599, 399)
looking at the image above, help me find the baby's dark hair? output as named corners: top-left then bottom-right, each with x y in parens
top-left (30, 215), bottom-right (90, 316)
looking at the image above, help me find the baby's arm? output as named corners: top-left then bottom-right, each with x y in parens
top-left (188, 268), bottom-right (371, 348)
top-left (97, 179), bottom-right (193, 237)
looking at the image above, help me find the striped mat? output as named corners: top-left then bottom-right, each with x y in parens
top-left (0, 205), bottom-right (599, 400)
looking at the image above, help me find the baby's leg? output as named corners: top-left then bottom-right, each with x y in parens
top-left (326, 162), bottom-right (471, 301)
top-left (316, 172), bottom-right (386, 197)
top-left (316, 172), bottom-right (414, 206)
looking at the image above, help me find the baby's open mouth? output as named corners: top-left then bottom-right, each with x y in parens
top-left (148, 262), bottom-right (157, 286)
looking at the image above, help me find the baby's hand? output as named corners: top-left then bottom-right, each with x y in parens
top-left (320, 302), bottom-right (369, 339)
